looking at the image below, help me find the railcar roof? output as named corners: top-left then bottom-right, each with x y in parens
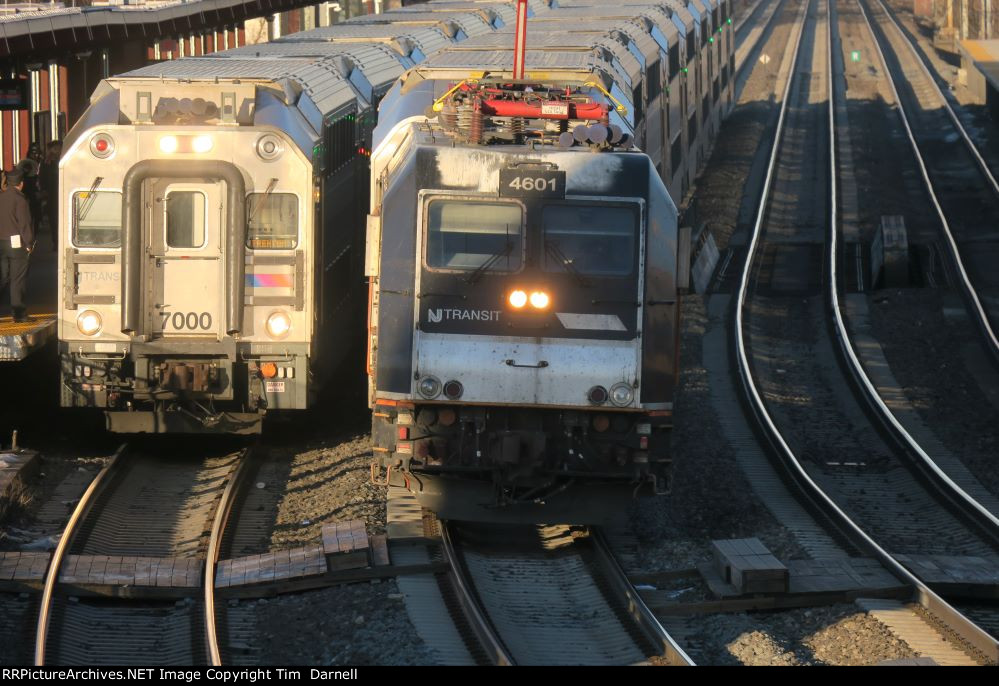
top-left (275, 23), bottom-right (453, 58)
top-left (344, 11), bottom-right (494, 37)
top-left (122, 57), bottom-right (317, 80)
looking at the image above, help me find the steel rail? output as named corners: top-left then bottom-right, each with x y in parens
top-left (835, 0), bottom-right (999, 532)
top-left (590, 528), bottom-right (695, 666)
top-left (855, 0), bottom-right (999, 358)
top-left (734, 0), bottom-right (999, 663)
top-left (438, 521), bottom-right (515, 666)
top-left (873, 0), bottom-right (999, 197)
top-left (205, 445), bottom-right (256, 666)
top-left (34, 444), bottom-right (127, 666)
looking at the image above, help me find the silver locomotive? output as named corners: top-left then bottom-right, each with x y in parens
top-left (367, 0), bottom-right (736, 521)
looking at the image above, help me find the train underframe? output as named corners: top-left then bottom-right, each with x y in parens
top-left (60, 342), bottom-right (309, 434)
top-left (371, 401), bottom-right (672, 523)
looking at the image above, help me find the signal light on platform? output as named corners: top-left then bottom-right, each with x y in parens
top-left (509, 290), bottom-right (528, 308)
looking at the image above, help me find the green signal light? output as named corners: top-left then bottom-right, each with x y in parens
top-left (709, 37), bottom-right (714, 43)
top-left (727, 17), bottom-right (732, 24)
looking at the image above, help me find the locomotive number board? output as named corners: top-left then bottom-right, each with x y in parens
top-left (499, 168), bottom-right (566, 198)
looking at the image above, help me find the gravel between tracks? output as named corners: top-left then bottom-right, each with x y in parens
top-left (626, 296), bottom-right (808, 575)
top-left (685, 603), bottom-right (917, 665)
top-left (238, 427), bottom-right (434, 665)
top-left (863, 289), bottom-right (999, 497)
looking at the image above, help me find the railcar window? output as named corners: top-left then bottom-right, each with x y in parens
top-left (669, 43), bottom-right (680, 77)
top-left (647, 60), bottom-right (662, 101)
top-left (543, 205), bottom-right (636, 277)
top-left (425, 200), bottom-right (522, 272)
top-left (247, 193), bottom-right (299, 249)
top-left (73, 191), bottom-right (122, 247)
top-left (165, 191), bottom-right (206, 249)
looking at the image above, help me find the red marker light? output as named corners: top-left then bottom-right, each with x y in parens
top-left (95, 138), bottom-right (109, 153)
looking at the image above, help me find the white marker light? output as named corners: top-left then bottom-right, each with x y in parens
top-left (192, 135), bottom-right (213, 153)
top-left (159, 136), bottom-right (179, 154)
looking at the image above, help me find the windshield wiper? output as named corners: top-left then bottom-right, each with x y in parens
top-left (248, 178), bottom-right (278, 225)
top-left (544, 239), bottom-right (590, 287)
top-left (76, 176), bottom-right (104, 224)
top-left (465, 241), bottom-right (514, 285)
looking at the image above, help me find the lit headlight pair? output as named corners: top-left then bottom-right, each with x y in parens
top-left (159, 135), bottom-right (213, 154)
top-left (509, 290), bottom-right (550, 309)
top-left (588, 383), bottom-right (635, 407)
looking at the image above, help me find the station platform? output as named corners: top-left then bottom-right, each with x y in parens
top-left (0, 248), bottom-right (57, 362)
top-left (958, 39), bottom-right (999, 115)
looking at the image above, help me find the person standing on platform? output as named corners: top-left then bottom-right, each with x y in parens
top-left (42, 141), bottom-right (61, 251)
top-left (0, 168), bottom-right (34, 323)
top-left (19, 145), bottom-right (43, 243)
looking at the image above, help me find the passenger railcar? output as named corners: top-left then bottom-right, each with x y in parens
top-left (56, 2), bottom-right (532, 433)
top-left (367, 0), bottom-right (736, 522)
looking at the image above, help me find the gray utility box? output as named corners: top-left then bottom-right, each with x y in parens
top-left (712, 538), bottom-right (789, 594)
top-left (871, 215), bottom-right (909, 289)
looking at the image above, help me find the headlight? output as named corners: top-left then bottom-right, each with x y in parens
top-left (529, 291), bottom-right (550, 309)
top-left (159, 135), bottom-right (179, 154)
top-left (256, 133), bottom-right (284, 161)
top-left (192, 135), bottom-right (213, 153)
top-left (509, 290), bottom-right (527, 308)
top-left (77, 310), bottom-right (103, 336)
top-left (418, 376), bottom-right (441, 399)
top-left (610, 383), bottom-right (634, 407)
top-left (265, 311), bottom-right (292, 339)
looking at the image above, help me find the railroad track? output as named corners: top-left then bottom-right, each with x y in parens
top-left (733, 0), bottom-right (999, 663)
top-left (385, 488), bottom-right (691, 666)
top-left (438, 522), bottom-right (693, 666)
top-left (854, 0), bottom-right (999, 359)
top-left (34, 442), bottom-right (255, 665)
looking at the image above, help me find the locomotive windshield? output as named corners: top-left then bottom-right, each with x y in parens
top-left (247, 192), bottom-right (298, 249)
top-left (72, 191), bottom-right (122, 248)
top-left (542, 204), bottom-right (637, 277)
top-left (425, 200), bottom-right (523, 272)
